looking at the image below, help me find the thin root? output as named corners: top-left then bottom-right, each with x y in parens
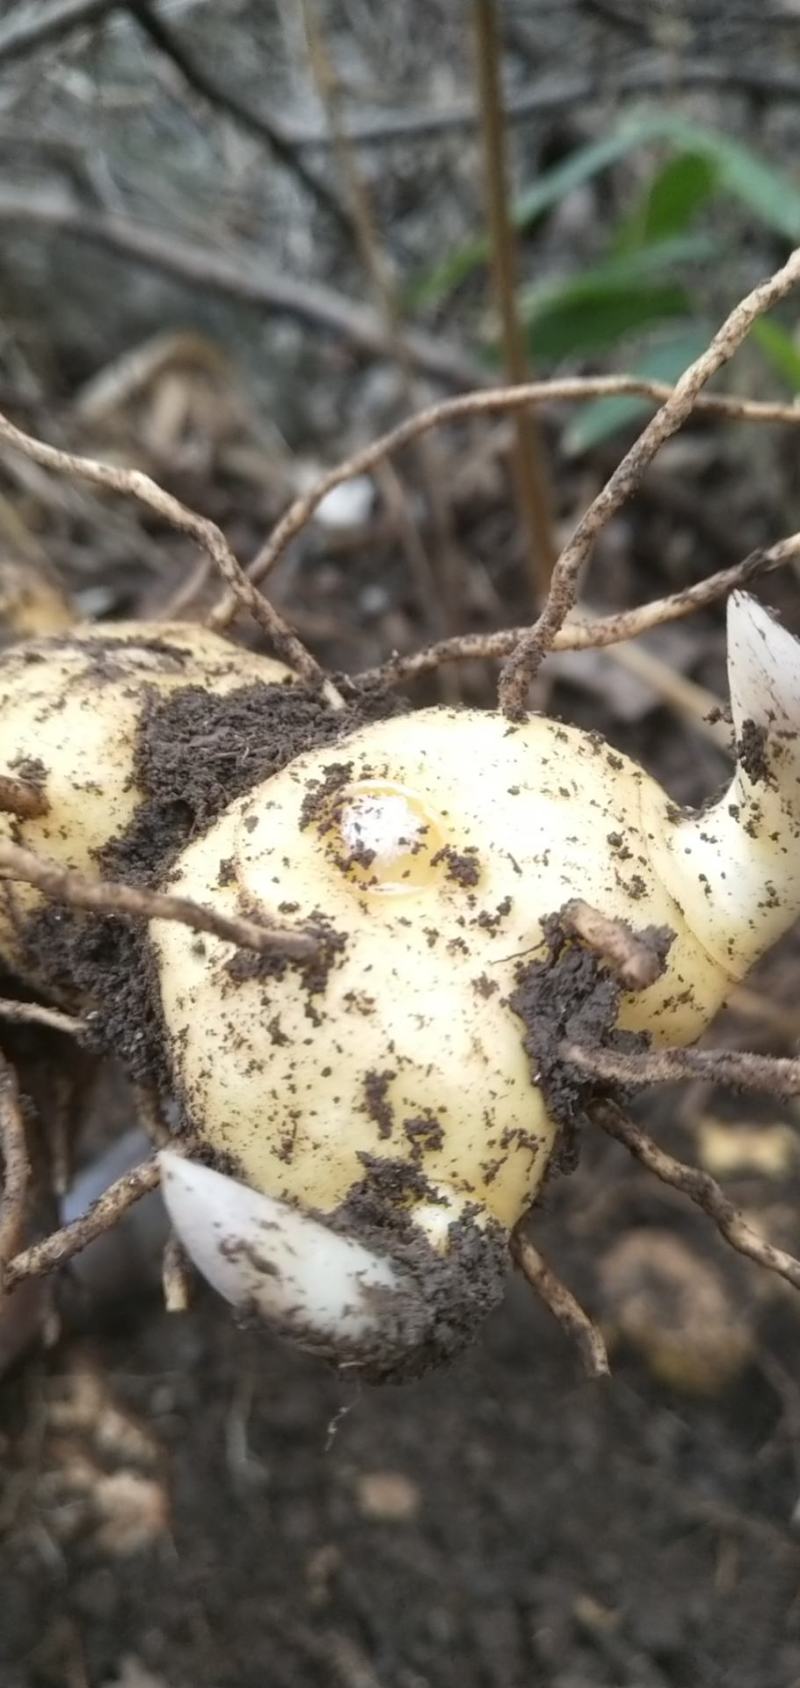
top-left (0, 1049), bottom-right (29, 1268)
top-left (590, 1099), bottom-right (800, 1295)
top-left (0, 836), bottom-right (320, 962)
top-left (3, 1157), bottom-right (160, 1290)
top-left (512, 1228), bottom-right (610, 1378)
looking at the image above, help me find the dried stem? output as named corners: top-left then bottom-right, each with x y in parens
top-left (473, 0), bottom-right (556, 598)
top-left (0, 837), bottom-right (320, 962)
top-left (497, 244), bottom-right (800, 716)
top-left (512, 1229), bottom-right (609, 1377)
top-left (0, 997), bottom-right (85, 1039)
top-left (208, 379), bottom-right (800, 631)
top-left (162, 1231), bottom-right (193, 1313)
top-left (3, 1157), bottom-right (160, 1290)
top-left (356, 533), bottom-right (800, 688)
top-left (0, 1050), bottom-right (30, 1268)
top-left (0, 774), bottom-right (49, 820)
top-left (0, 404), bottom-right (325, 683)
top-left (591, 1099), bottom-right (800, 1295)
top-left (564, 1040), bottom-right (800, 1099)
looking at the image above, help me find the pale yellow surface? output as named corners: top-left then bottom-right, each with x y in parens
top-left (154, 707), bottom-right (734, 1239)
top-left (0, 621), bottom-right (291, 971)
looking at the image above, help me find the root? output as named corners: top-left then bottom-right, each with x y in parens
top-left (512, 1229), bottom-right (609, 1377)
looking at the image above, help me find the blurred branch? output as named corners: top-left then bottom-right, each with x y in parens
top-left (280, 63), bottom-right (800, 149)
top-left (473, 0), bottom-right (556, 600)
top-left (126, 0), bottom-right (351, 234)
top-left (0, 0), bottom-right (120, 68)
top-left (0, 190), bottom-right (480, 388)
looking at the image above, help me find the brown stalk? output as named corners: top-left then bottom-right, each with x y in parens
top-left (497, 244), bottom-right (800, 716)
top-left (473, 0), bottom-right (557, 599)
top-left (0, 997), bottom-right (85, 1038)
top-left (0, 837), bottom-right (320, 962)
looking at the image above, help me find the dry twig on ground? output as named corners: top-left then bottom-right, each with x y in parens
top-left (209, 378), bottom-right (800, 632)
top-left (497, 245), bottom-right (800, 715)
top-left (512, 1229), bottom-right (609, 1377)
top-left (0, 838), bottom-right (320, 962)
top-left (591, 1099), bottom-right (800, 1296)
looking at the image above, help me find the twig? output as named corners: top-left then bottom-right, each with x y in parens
top-left (0, 1050), bottom-right (29, 1268)
top-left (0, 402), bottom-right (325, 683)
top-left (355, 532), bottom-right (800, 688)
top-left (0, 837), bottom-right (320, 961)
top-left (512, 1229), bottom-right (609, 1377)
top-left (473, 0), bottom-right (556, 598)
top-left (280, 63), bottom-right (800, 150)
top-left (0, 774), bottom-right (48, 820)
top-left (208, 380), bottom-right (800, 630)
top-left (127, 0), bottom-right (350, 235)
top-left (0, 997), bottom-right (85, 1039)
top-left (560, 899), bottom-right (670, 992)
top-left (497, 245), bottom-right (800, 716)
top-left (3, 1157), bottom-right (160, 1290)
top-left (0, 0), bottom-right (120, 68)
top-left (590, 1099), bottom-right (800, 1295)
top-left (564, 1040), bottom-right (800, 1099)
top-left (0, 192), bottom-right (481, 391)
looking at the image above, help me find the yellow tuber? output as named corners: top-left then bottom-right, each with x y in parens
top-left (0, 621), bottom-right (291, 983)
top-left (153, 594), bottom-right (800, 1379)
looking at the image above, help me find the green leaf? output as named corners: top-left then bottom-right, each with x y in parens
top-left (408, 111), bottom-right (800, 312)
top-left (752, 318), bottom-right (800, 392)
top-left (616, 150), bottom-right (719, 250)
top-left (563, 326), bottom-right (713, 454)
top-left (407, 111), bottom-right (676, 311)
top-left (515, 276), bottom-right (692, 362)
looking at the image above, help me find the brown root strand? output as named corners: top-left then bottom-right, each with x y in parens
top-left (564, 1040), bottom-right (800, 1099)
top-left (0, 996), bottom-right (85, 1038)
top-left (559, 899), bottom-right (670, 992)
top-left (512, 1229), bottom-right (609, 1378)
top-left (354, 533), bottom-right (800, 689)
top-left (3, 1157), bottom-right (160, 1290)
top-left (208, 379), bottom-right (800, 632)
top-left (590, 1099), bottom-right (800, 1296)
top-left (0, 837), bottom-right (320, 962)
top-left (0, 403), bottom-right (327, 684)
top-left (0, 1050), bottom-right (30, 1269)
top-left (0, 774), bottom-right (49, 820)
top-left (497, 245), bottom-right (800, 716)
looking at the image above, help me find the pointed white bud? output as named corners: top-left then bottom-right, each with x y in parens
top-left (158, 1150), bottom-right (428, 1370)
